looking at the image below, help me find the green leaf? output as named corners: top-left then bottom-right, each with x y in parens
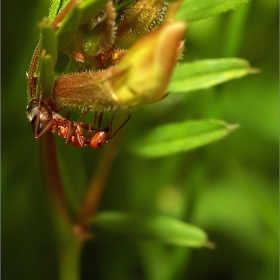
top-left (176, 0), bottom-right (249, 22)
top-left (56, 5), bottom-right (82, 50)
top-left (115, 0), bottom-right (135, 11)
top-left (38, 53), bottom-right (55, 98)
top-left (169, 58), bottom-right (257, 93)
top-left (79, 0), bottom-right (109, 26)
top-left (39, 20), bottom-right (58, 65)
top-left (130, 120), bottom-right (238, 158)
top-left (49, 0), bottom-right (62, 22)
top-left (38, 20), bottom-right (57, 97)
top-left (91, 212), bottom-right (213, 248)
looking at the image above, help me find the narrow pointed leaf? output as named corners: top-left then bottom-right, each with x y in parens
top-left (130, 120), bottom-right (238, 158)
top-left (115, 0), bottom-right (136, 11)
top-left (39, 20), bottom-right (58, 65)
top-left (175, 0), bottom-right (248, 22)
top-left (38, 54), bottom-right (55, 98)
top-left (91, 212), bottom-right (212, 248)
top-left (37, 20), bottom-right (57, 98)
top-left (169, 58), bottom-right (257, 93)
top-left (79, 0), bottom-right (109, 26)
top-left (49, 0), bottom-right (62, 22)
top-left (56, 5), bottom-right (82, 50)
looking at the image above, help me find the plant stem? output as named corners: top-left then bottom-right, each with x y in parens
top-left (39, 131), bottom-right (81, 279)
top-left (39, 113), bottom-right (127, 278)
top-left (222, 2), bottom-right (251, 57)
top-left (75, 124), bottom-right (124, 235)
top-left (59, 239), bottom-right (83, 280)
top-left (39, 130), bottom-right (70, 224)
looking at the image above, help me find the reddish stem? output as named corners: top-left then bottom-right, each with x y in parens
top-left (39, 130), bottom-right (70, 223)
top-left (51, 0), bottom-right (78, 30)
top-left (75, 126), bottom-right (124, 236)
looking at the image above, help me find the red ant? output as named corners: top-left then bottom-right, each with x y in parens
top-left (26, 97), bottom-right (130, 149)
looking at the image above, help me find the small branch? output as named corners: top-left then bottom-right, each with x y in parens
top-left (59, 239), bottom-right (82, 280)
top-left (51, 0), bottom-right (79, 30)
top-left (40, 131), bottom-right (82, 279)
top-left (75, 126), bottom-right (124, 236)
top-left (39, 130), bottom-right (71, 225)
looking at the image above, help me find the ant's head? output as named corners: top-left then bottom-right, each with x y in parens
top-left (89, 130), bottom-right (109, 149)
top-left (26, 99), bottom-right (53, 135)
top-left (87, 113), bottom-right (131, 149)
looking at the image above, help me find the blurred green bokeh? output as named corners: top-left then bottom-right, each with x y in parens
top-left (2, 1), bottom-right (278, 280)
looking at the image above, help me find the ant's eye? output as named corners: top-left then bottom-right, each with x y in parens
top-left (98, 141), bottom-right (103, 147)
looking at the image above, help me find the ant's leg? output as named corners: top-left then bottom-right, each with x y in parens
top-left (59, 111), bottom-right (71, 144)
top-left (108, 113), bottom-right (131, 139)
top-left (89, 111), bottom-right (103, 130)
top-left (74, 109), bottom-right (92, 147)
top-left (82, 112), bottom-right (100, 146)
top-left (79, 121), bottom-right (93, 144)
top-left (82, 111), bottom-right (104, 147)
top-left (103, 113), bottom-right (115, 134)
top-left (92, 111), bottom-right (98, 129)
top-left (65, 122), bottom-right (91, 148)
top-left (72, 125), bottom-right (87, 147)
top-left (66, 108), bottom-right (90, 145)
top-left (97, 112), bottom-right (103, 129)
top-left (78, 122), bottom-right (91, 130)
top-left (83, 111), bottom-right (102, 144)
top-left (78, 108), bottom-right (91, 123)
top-left (35, 119), bottom-right (55, 139)
top-left (34, 92), bottom-right (43, 137)
top-left (64, 120), bottom-right (87, 147)
top-left (65, 121), bottom-right (73, 145)
top-left (33, 87), bottom-right (53, 138)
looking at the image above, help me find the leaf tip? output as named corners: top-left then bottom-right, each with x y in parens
top-left (228, 123), bottom-right (240, 131)
top-left (249, 68), bottom-right (261, 74)
top-left (204, 240), bottom-right (216, 249)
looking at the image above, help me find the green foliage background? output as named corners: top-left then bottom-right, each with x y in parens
top-left (2, 0), bottom-right (278, 279)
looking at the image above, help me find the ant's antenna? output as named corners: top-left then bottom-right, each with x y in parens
top-left (109, 113), bottom-right (131, 139)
